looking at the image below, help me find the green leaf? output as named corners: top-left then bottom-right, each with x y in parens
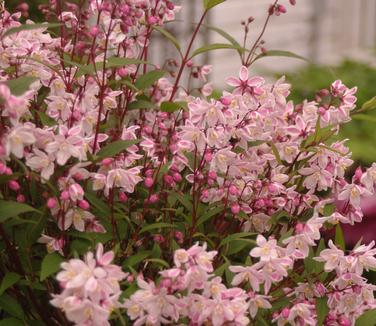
top-left (335, 224), bottom-right (346, 251)
top-left (253, 50), bottom-right (307, 63)
top-left (0, 318), bottom-right (24, 326)
top-left (226, 240), bottom-right (251, 255)
top-left (352, 113), bottom-right (376, 123)
top-left (205, 25), bottom-right (242, 54)
top-left (160, 101), bottom-right (187, 113)
top-left (106, 57), bottom-right (148, 68)
top-left (0, 294), bottom-right (24, 319)
top-left (219, 232), bottom-right (256, 248)
top-left (135, 70), bottom-right (165, 90)
top-left (0, 201), bottom-right (39, 223)
top-left (152, 26), bottom-right (181, 52)
top-left (3, 23), bottom-right (61, 38)
top-left (168, 192), bottom-right (193, 213)
top-left (197, 205), bottom-right (224, 226)
top-left (40, 253), bottom-right (63, 281)
top-left (0, 273), bottom-right (21, 296)
top-left (128, 100), bottom-right (155, 110)
top-left (97, 140), bottom-right (140, 159)
top-left (123, 251), bottom-right (152, 268)
top-left (140, 222), bottom-right (176, 234)
top-left (359, 96), bottom-right (376, 113)
top-left (4, 76), bottom-right (38, 96)
top-left (355, 308), bottom-right (376, 326)
top-left (145, 258), bottom-right (170, 268)
top-left (191, 43), bottom-right (245, 58)
top-left (85, 193), bottom-right (111, 217)
top-left (203, 0), bottom-right (226, 10)
top-left (316, 296), bottom-right (329, 326)
top-left (268, 142), bottom-right (283, 165)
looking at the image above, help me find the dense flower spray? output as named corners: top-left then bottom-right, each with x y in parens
top-left (1, 0), bottom-right (376, 325)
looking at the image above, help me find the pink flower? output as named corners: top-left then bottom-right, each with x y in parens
top-left (226, 66), bottom-right (264, 95)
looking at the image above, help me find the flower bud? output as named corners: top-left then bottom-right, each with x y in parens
top-left (153, 234), bottom-right (165, 243)
top-left (144, 177), bottom-right (154, 188)
top-left (229, 185), bottom-right (238, 196)
top-left (149, 194), bottom-right (159, 203)
top-left (231, 203), bottom-right (240, 214)
top-left (60, 190), bottom-right (70, 201)
top-left (117, 67), bottom-right (128, 78)
top-left (78, 199), bottom-right (90, 210)
top-left (172, 172), bottom-right (182, 182)
top-left (118, 192), bottom-right (128, 202)
top-left (17, 194), bottom-right (26, 203)
top-left (281, 307), bottom-right (290, 319)
top-left (89, 25), bottom-right (100, 37)
top-left (8, 180), bottom-right (20, 191)
top-left (47, 197), bottom-right (58, 209)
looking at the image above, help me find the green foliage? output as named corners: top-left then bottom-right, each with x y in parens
top-left (285, 60), bottom-right (376, 164)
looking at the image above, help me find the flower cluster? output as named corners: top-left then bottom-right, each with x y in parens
top-left (50, 244), bottom-right (127, 326)
top-left (124, 243), bottom-right (253, 325)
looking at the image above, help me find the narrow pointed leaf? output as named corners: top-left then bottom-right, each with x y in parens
top-left (97, 140), bottom-right (140, 159)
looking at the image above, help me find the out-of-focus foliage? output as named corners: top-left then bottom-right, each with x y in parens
top-left (285, 60), bottom-right (376, 165)
top-left (5, 0), bottom-right (48, 21)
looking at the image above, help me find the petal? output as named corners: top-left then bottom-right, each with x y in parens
top-left (225, 77), bottom-right (241, 87)
top-left (239, 66), bottom-right (249, 81)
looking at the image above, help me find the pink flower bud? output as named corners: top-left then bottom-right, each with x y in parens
top-left (201, 189), bottom-right (209, 199)
top-left (0, 163), bottom-right (6, 174)
top-left (147, 16), bottom-right (158, 25)
top-left (72, 110), bottom-right (81, 120)
top-left (145, 169), bottom-right (154, 177)
top-left (118, 192), bottom-right (128, 202)
top-left (208, 171), bottom-right (217, 180)
top-left (353, 166), bottom-right (363, 183)
top-left (160, 278), bottom-right (172, 288)
top-left (5, 167), bottom-right (12, 175)
top-left (17, 194), bottom-right (25, 203)
top-left (153, 234), bottom-right (165, 243)
top-left (149, 194), bottom-right (159, 203)
top-left (47, 197), bottom-right (57, 209)
top-left (289, 0), bottom-right (296, 5)
top-left (220, 97), bottom-right (232, 105)
top-left (117, 67), bottom-right (128, 78)
top-left (78, 199), bottom-right (90, 210)
top-left (89, 25), bottom-right (100, 37)
top-left (281, 307), bottom-right (290, 319)
top-left (166, 1), bottom-right (175, 10)
top-left (277, 4), bottom-right (287, 13)
top-left (164, 174), bottom-right (174, 186)
top-left (172, 172), bottom-right (182, 183)
top-left (204, 152), bottom-right (212, 162)
top-left (8, 180), bottom-right (20, 191)
top-left (16, 3), bottom-right (29, 12)
top-left (143, 125), bottom-right (152, 134)
top-left (295, 223), bottom-right (304, 234)
top-left (101, 158), bottom-right (113, 166)
top-left (60, 190), bottom-right (70, 201)
top-left (339, 317), bottom-right (351, 326)
top-left (231, 203), bottom-right (240, 214)
top-left (144, 177), bottom-right (154, 188)
top-left (186, 60), bottom-right (193, 68)
top-left (174, 231), bottom-right (184, 242)
top-left (229, 185), bottom-right (238, 196)
top-left (127, 274), bottom-right (134, 283)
